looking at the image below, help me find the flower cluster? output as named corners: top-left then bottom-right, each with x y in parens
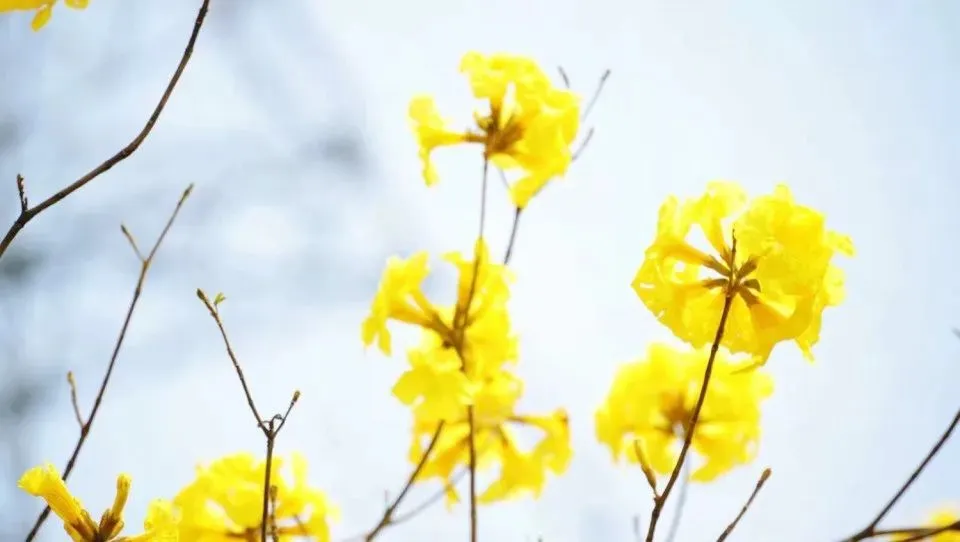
top-left (596, 180), bottom-right (853, 482)
top-left (20, 453), bottom-right (335, 542)
top-left (362, 52), bottom-right (582, 505)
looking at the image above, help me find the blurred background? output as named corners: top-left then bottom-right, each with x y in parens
top-left (0, 1), bottom-right (957, 541)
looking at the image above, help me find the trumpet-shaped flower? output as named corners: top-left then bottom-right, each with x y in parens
top-left (18, 463), bottom-right (178, 542)
top-left (632, 181), bottom-right (854, 364)
top-left (362, 240), bottom-right (516, 380)
top-left (595, 342), bottom-right (773, 481)
top-left (409, 369), bottom-right (572, 504)
top-left (173, 452), bottom-right (336, 542)
top-left (0, 0), bottom-right (88, 30)
top-left (409, 51), bottom-right (581, 208)
top-left (891, 507), bottom-right (960, 541)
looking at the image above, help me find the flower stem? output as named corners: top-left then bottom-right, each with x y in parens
top-left (645, 238), bottom-right (738, 542)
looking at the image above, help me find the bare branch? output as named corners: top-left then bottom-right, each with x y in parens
top-left (196, 288), bottom-right (266, 431)
top-left (0, 0), bottom-right (211, 262)
top-left (363, 423), bottom-right (446, 541)
top-left (23, 184), bottom-right (193, 542)
top-left (840, 405), bottom-right (960, 541)
top-left (717, 468), bottom-right (772, 541)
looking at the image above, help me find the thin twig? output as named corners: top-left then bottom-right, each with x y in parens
top-left (390, 468), bottom-right (469, 525)
top-left (197, 289), bottom-right (266, 431)
top-left (717, 468), bottom-right (772, 541)
top-left (66, 371), bottom-right (83, 428)
top-left (461, 158), bottom-right (491, 542)
top-left (646, 239), bottom-right (738, 542)
top-left (197, 291), bottom-right (301, 541)
top-left (0, 0), bottom-right (210, 262)
top-left (22, 184), bottom-right (193, 542)
top-left (502, 208), bottom-right (523, 265)
top-left (364, 424), bottom-right (446, 541)
top-left (580, 69), bottom-right (611, 122)
top-left (869, 521), bottom-right (960, 541)
top-left (842, 406), bottom-right (960, 541)
top-left (664, 457), bottom-right (691, 542)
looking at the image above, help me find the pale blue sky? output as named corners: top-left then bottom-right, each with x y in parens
top-left (2, 1), bottom-right (958, 541)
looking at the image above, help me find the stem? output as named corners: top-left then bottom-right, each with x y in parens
top-left (0, 0), bottom-right (209, 262)
top-left (646, 250), bottom-right (737, 542)
top-left (22, 185), bottom-right (193, 542)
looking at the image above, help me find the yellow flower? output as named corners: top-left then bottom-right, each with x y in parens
top-left (409, 369), bottom-right (572, 504)
top-left (362, 239), bottom-right (516, 376)
top-left (173, 452), bottom-right (336, 542)
top-left (595, 342), bottom-right (773, 481)
top-left (632, 181), bottom-right (854, 364)
top-left (409, 51), bottom-right (581, 208)
top-left (18, 463), bottom-right (177, 542)
top-left (0, 0), bottom-right (88, 31)
top-left (891, 507), bottom-right (960, 541)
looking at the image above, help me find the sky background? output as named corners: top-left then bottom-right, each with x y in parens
top-left (1, 1), bottom-right (959, 541)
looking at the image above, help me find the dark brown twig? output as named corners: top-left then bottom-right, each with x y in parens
top-left (197, 289), bottom-right (265, 430)
top-left (717, 468), bottom-right (772, 541)
top-left (22, 184), bottom-right (193, 542)
top-left (646, 238), bottom-right (738, 542)
top-left (197, 291), bottom-right (301, 542)
top-left (841, 405), bottom-right (960, 542)
top-left (363, 424), bottom-right (446, 541)
top-left (0, 0), bottom-right (210, 262)
top-left (865, 521), bottom-right (960, 541)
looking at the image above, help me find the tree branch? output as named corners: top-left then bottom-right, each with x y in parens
top-left (22, 184), bottom-right (193, 542)
top-left (717, 468), bottom-right (771, 541)
top-left (841, 405), bottom-right (960, 542)
top-left (0, 0), bottom-right (210, 262)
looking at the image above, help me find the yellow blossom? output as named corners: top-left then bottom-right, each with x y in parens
top-left (173, 452), bottom-right (336, 542)
top-left (891, 507), bottom-right (960, 541)
top-left (362, 239), bottom-right (516, 377)
top-left (18, 463), bottom-right (178, 542)
top-left (595, 342), bottom-right (773, 481)
top-left (409, 51), bottom-right (581, 208)
top-left (409, 369), bottom-right (572, 504)
top-left (0, 0), bottom-right (88, 31)
top-left (632, 181), bottom-right (854, 365)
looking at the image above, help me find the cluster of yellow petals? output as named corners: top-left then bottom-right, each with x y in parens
top-left (595, 342), bottom-right (773, 481)
top-left (632, 181), bottom-right (854, 365)
top-left (890, 508), bottom-right (960, 541)
top-left (0, 0), bottom-right (87, 30)
top-left (173, 452), bottom-right (336, 542)
top-left (409, 51), bottom-right (581, 208)
top-left (409, 370), bottom-right (571, 505)
top-left (20, 453), bottom-right (335, 542)
top-left (363, 239), bottom-right (572, 504)
top-left (363, 240), bottom-right (516, 414)
top-left (18, 464), bottom-right (178, 542)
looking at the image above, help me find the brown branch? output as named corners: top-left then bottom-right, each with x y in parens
top-left (0, 0), bottom-right (210, 262)
top-left (22, 183), bottom-right (193, 542)
top-left (196, 288), bottom-right (301, 542)
top-left (363, 423), bottom-right (446, 541)
top-left (196, 289), bottom-right (265, 430)
top-left (717, 468), bottom-right (771, 542)
top-left (867, 521), bottom-right (960, 541)
top-left (502, 207), bottom-right (523, 265)
top-left (841, 405), bottom-right (960, 542)
top-left (646, 238), bottom-right (738, 542)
